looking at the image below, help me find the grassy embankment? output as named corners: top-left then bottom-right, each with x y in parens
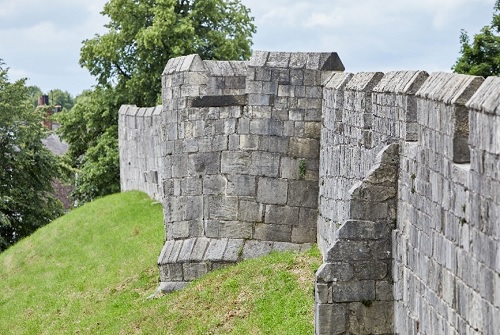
top-left (0, 191), bottom-right (321, 334)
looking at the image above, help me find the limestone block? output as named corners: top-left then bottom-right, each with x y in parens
top-left (265, 205), bottom-right (299, 226)
top-left (288, 180), bottom-right (319, 208)
top-left (177, 238), bottom-right (197, 262)
top-left (248, 50), bottom-right (270, 67)
top-left (291, 226), bottom-right (317, 243)
top-left (299, 207), bottom-right (318, 228)
top-left (183, 263), bottom-right (208, 281)
top-left (352, 261), bottom-right (388, 280)
top-left (239, 134), bottom-right (259, 150)
top-left (273, 241), bottom-right (303, 252)
top-left (191, 237), bottom-right (210, 261)
top-left (226, 175), bottom-right (256, 196)
top-left (223, 239), bottom-right (245, 261)
top-left (207, 195), bottom-right (238, 220)
top-left (337, 220), bottom-right (393, 240)
top-left (241, 240), bottom-right (273, 259)
top-left (314, 303), bottom-right (347, 335)
top-left (158, 281), bottom-right (190, 294)
top-left (315, 283), bottom-right (333, 304)
top-left (257, 177), bottom-right (288, 205)
top-left (204, 220), bottom-right (219, 238)
top-left (249, 118), bottom-right (284, 136)
top-left (203, 175), bottom-right (226, 195)
top-left (219, 221), bottom-right (253, 239)
top-left (332, 280), bottom-right (375, 302)
top-left (250, 151), bottom-right (280, 177)
top-left (254, 223), bottom-right (292, 242)
top-left (347, 301), bottom-right (394, 334)
top-left (239, 200), bottom-right (263, 222)
top-left (289, 138), bottom-right (320, 159)
top-left (316, 262), bottom-right (355, 283)
top-left (180, 177), bottom-right (202, 196)
top-left (167, 263), bottom-right (184, 281)
top-left (221, 151), bottom-right (251, 174)
top-left (205, 238), bottom-right (229, 261)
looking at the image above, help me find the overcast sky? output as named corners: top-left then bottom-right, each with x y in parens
top-left (0, 0), bottom-right (496, 97)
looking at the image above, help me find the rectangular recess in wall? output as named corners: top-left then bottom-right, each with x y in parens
top-left (188, 95), bottom-right (247, 107)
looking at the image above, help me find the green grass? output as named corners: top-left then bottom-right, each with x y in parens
top-left (0, 191), bottom-right (322, 334)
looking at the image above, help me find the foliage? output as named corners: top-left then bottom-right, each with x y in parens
top-left (26, 85), bottom-right (43, 108)
top-left (0, 191), bottom-right (320, 334)
top-left (453, 0), bottom-right (500, 76)
top-left (0, 62), bottom-right (64, 251)
top-left (49, 89), bottom-right (75, 111)
top-left (80, 0), bottom-right (256, 106)
top-left (55, 87), bottom-right (123, 203)
top-left (57, 0), bottom-right (256, 204)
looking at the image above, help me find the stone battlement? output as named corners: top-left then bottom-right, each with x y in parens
top-left (119, 51), bottom-right (499, 334)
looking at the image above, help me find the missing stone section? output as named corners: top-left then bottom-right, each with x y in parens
top-left (188, 95), bottom-right (247, 107)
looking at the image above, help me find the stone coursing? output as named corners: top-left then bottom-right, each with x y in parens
top-left (120, 51), bottom-right (345, 291)
top-left (119, 52), bottom-right (499, 334)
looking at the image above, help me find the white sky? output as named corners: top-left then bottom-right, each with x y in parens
top-left (0, 0), bottom-right (496, 96)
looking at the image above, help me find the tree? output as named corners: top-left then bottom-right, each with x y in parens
top-left (55, 87), bottom-right (122, 204)
top-left (453, 0), bottom-right (500, 76)
top-left (49, 89), bottom-right (75, 111)
top-left (80, 0), bottom-right (256, 107)
top-left (0, 62), bottom-right (64, 251)
top-left (58, 0), bottom-right (256, 204)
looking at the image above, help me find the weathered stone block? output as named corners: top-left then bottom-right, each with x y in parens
top-left (347, 301), bottom-right (394, 334)
top-left (205, 238), bottom-right (228, 261)
top-left (332, 280), bottom-right (375, 302)
top-left (250, 152), bottom-right (280, 177)
top-left (223, 239), bottom-right (245, 261)
top-left (183, 262), bottom-right (208, 281)
top-left (254, 223), bottom-right (291, 242)
top-left (239, 200), bottom-right (263, 222)
top-left (221, 151), bottom-right (251, 174)
top-left (241, 240), bottom-right (273, 259)
top-left (291, 226), bottom-right (317, 243)
top-left (288, 180), bottom-right (319, 208)
top-left (314, 303), bottom-right (347, 335)
top-left (203, 175), bottom-right (226, 195)
top-left (316, 262), bottom-right (355, 282)
top-left (257, 177), bottom-right (288, 205)
top-left (219, 221), bottom-right (253, 239)
top-left (289, 138), bottom-right (320, 158)
top-left (226, 175), bottom-right (256, 196)
top-left (208, 196), bottom-right (238, 220)
top-left (265, 205), bottom-right (299, 225)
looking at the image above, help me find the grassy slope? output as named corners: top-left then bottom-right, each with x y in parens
top-left (0, 191), bottom-right (321, 334)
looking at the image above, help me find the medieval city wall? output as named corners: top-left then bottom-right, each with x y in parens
top-left (118, 51), bottom-right (499, 334)
top-left (316, 70), bottom-right (499, 334)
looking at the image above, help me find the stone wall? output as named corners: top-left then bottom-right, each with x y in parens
top-left (119, 51), bottom-right (345, 291)
top-left (119, 51), bottom-right (499, 333)
top-left (317, 70), bottom-right (499, 334)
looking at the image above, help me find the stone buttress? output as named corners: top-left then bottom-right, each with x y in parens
top-left (155, 51), bottom-right (344, 291)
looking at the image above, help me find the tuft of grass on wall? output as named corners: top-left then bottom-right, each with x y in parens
top-left (0, 191), bottom-right (322, 334)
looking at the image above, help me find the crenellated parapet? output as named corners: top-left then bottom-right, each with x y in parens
top-left (118, 51), bottom-right (500, 334)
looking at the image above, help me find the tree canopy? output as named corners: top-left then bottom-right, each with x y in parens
top-left (57, 0), bottom-right (256, 204)
top-left (0, 62), bottom-right (64, 251)
top-left (453, 0), bottom-right (500, 76)
top-left (80, 0), bottom-right (256, 106)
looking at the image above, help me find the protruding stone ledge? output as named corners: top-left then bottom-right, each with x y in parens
top-left (157, 237), bottom-right (312, 293)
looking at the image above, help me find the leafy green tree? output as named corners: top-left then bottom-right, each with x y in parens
top-left (453, 0), bottom-right (500, 76)
top-left (80, 0), bottom-right (256, 106)
top-left (55, 87), bottom-right (122, 204)
top-left (0, 62), bottom-right (64, 251)
top-left (49, 89), bottom-right (75, 111)
top-left (58, 0), bottom-right (256, 204)
top-left (26, 85), bottom-right (43, 108)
